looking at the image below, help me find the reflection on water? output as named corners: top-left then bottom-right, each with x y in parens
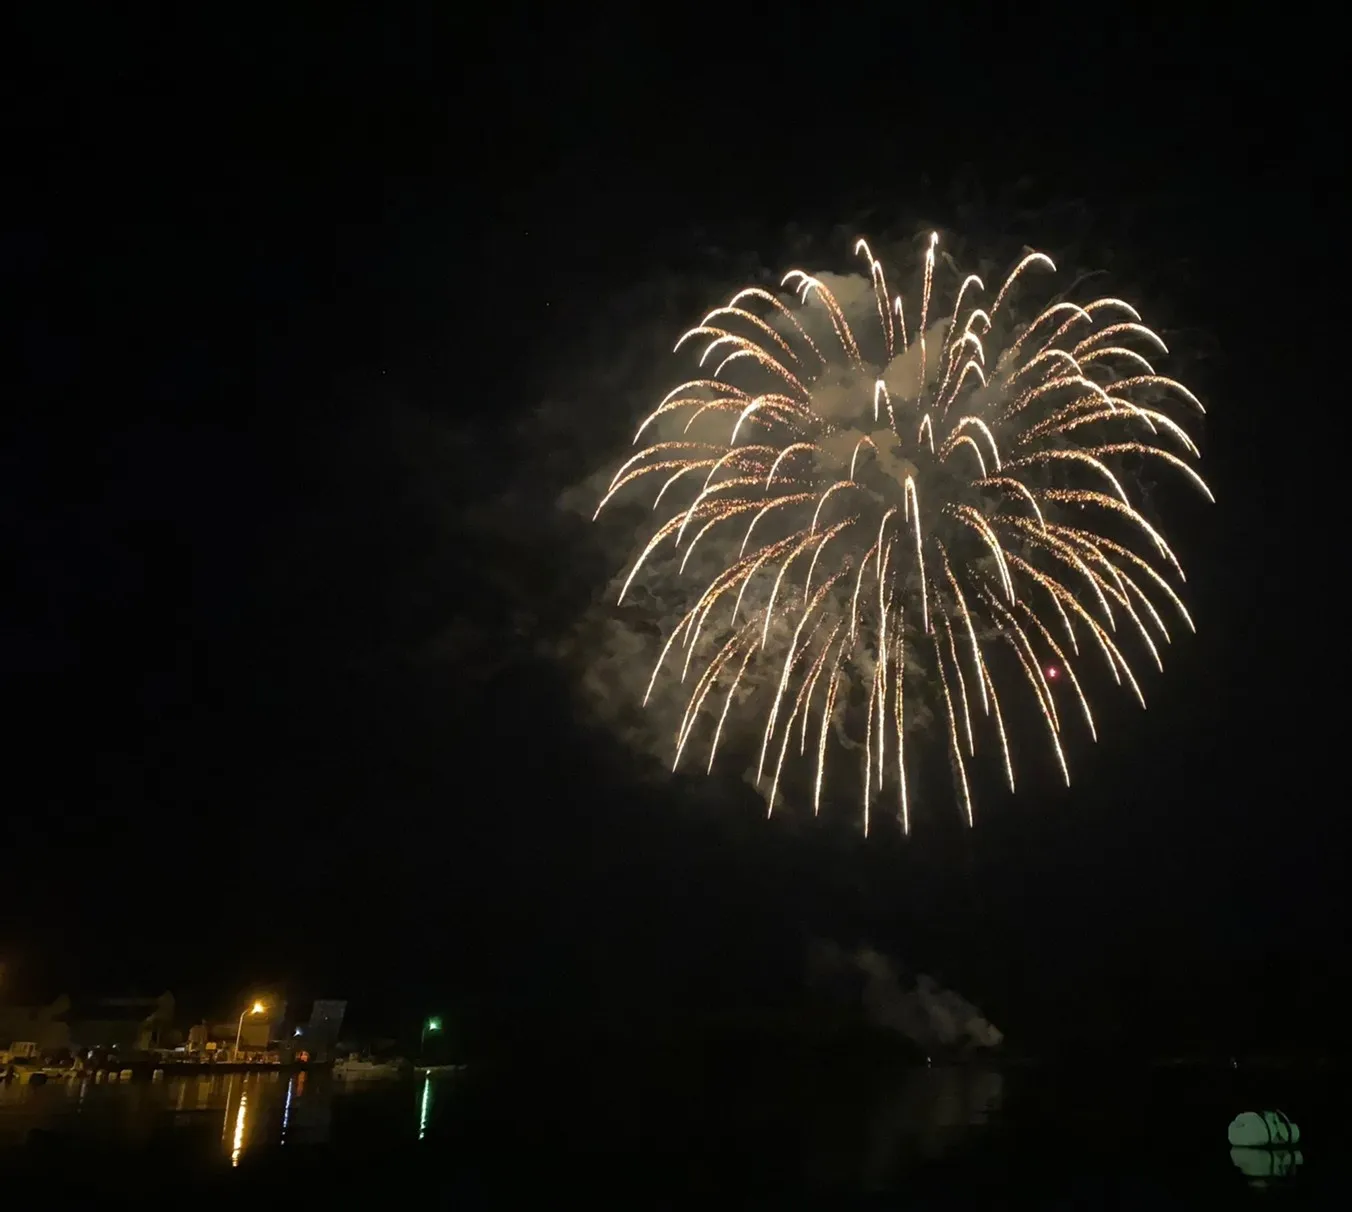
top-left (1, 1062), bottom-right (995, 1182)
top-left (1, 1059), bottom-right (1340, 1197)
top-left (0, 1069), bottom-right (378, 1159)
top-left (1232, 1146), bottom-right (1303, 1188)
top-left (790, 1065), bottom-right (1001, 1191)
top-left (281, 1073), bottom-right (294, 1144)
top-left (862, 1066), bottom-right (1002, 1189)
top-left (0, 1061), bottom-right (463, 1171)
top-left (231, 1093), bottom-right (248, 1166)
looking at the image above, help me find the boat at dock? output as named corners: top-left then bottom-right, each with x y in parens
top-left (332, 1054), bottom-right (407, 1079)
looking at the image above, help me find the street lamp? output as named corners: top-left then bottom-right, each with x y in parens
top-left (420, 1016), bottom-right (442, 1053)
top-left (233, 1001), bottom-right (266, 1062)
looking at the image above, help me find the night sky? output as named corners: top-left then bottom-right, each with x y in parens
top-left (4, 8), bottom-right (1341, 1050)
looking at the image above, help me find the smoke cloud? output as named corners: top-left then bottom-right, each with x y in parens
top-left (809, 939), bottom-right (1003, 1051)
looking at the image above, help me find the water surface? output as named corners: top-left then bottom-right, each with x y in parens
top-left (2, 1059), bottom-right (1340, 1201)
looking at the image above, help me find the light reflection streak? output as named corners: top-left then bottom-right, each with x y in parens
top-left (231, 1092), bottom-right (248, 1167)
top-left (281, 1075), bottom-right (294, 1144)
top-left (419, 1075), bottom-right (431, 1140)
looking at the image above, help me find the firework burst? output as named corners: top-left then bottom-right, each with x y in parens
top-left (594, 234), bottom-right (1209, 834)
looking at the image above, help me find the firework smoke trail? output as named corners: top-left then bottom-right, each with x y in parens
top-left (594, 234), bottom-right (1209, 834)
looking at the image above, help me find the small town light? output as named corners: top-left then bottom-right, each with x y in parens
top-left (233, 1000), bottom-right (269, 1061)
top-left (420, 1016), bottom-right (443, 1051)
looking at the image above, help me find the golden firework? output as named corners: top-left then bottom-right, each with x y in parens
top-left (595, 235), bottom-right (1209, 834)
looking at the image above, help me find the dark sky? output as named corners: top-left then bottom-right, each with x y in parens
top-left (3, 7), bottom-right (1340, 1048)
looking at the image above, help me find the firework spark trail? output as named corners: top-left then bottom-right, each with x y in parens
top-left (595, 233), bottom-right (1210, 833)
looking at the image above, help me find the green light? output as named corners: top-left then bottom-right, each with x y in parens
top-left (426, 1017), bottom-right (442, 1032)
